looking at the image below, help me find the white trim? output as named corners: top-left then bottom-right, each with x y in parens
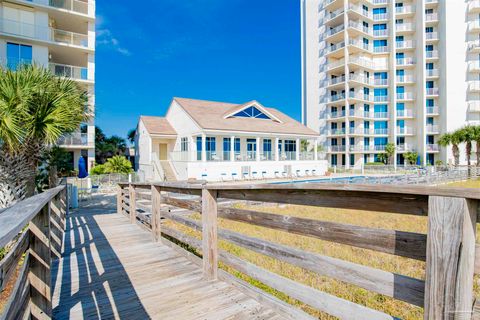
top-left (223, 101), bottom-right (283, 123)
top-left (201, 129), bottom-right (318, 138)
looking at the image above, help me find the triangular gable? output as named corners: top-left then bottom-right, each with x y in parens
top-left (223, 101), bottom-right (282, 123)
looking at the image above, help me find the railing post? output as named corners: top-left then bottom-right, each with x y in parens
top-left (202, 188), bottom-right (218, 280)
top-left (424, 196), bottom-right (477, 319)
top-left (129, 184), bottom-right (136, 224)
top-left (151, 185), bottom-right (162, 242)
top-left (117, 185), bottom-right (123, 215)
top-left (29, 202), bottom-right (52, 318)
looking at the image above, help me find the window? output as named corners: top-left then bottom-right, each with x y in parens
top-left (426, 81), bottom-right (434, 89)
top-left (397, 103), bottom-right (405, 111)
top-left (426, 135), bottom-right (435, 144)
top-left (374, 88), bottom-right (388, 97)
top-left (7, 42), bottom-right (32, 70)
top-left (196, 136), bottom-right (216, 160)
top-left (373, 8), bottom-right (387, 14)
top-left (350, 154), bottom-right (355, 166)
top-left (426, 99), bottom-right (435, 107)
top-left (331, 154), bottom-right (337, 166)
top-left (232, 106), bottom-right (270, 119)
top-left (425, 45), bottom-right (433, 52)
top-left (396, 86), bottom-right (405, 93)
top-left (396, 35), bottom-right (404, 42)
top-left (374, 39), bottom-right (387, 48)
top-left (395, 2), bottom-right (404, 7)
top-left (223, 138), bottom-right (231, 160)
top-left (181, 137), bottom-right (189, 152)
top-left (426, 62), bottom-right (434, 70)
top-left (349, 137), bottom-right (355, 146)
top-left (425, 27), bottom-right (433, 33)
top-left (263, 139), bottom-right (272, 160)
top-left (373, 24), bottom-right (387, 30)
top-left (374, 104), bottom-right (388, 113)
top-left (374, 137), bottom-right (388, 145)
top-left (426, 154), bottom-right (434, 166)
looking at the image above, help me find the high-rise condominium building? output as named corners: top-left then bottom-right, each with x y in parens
top-left (301, 0), bottom-right (480, 167)
top-left (0, 0), bottom-right (95, 169)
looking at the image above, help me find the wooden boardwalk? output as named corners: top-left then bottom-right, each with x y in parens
top-left (51, 199), bottom-right (285, 320)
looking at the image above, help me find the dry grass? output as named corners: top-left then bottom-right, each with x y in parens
top-left (165, 179), bottom-right (480, 319)
top-left (446, 178), bottom-right (480, 189)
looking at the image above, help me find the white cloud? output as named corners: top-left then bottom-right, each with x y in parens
top-left (96, 19), bottom-right (131, 56)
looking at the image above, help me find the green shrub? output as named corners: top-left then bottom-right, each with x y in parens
top-left (104, 156), bottom-right (133, 174)
top-left (90, 164), bottom-right (107, 175)
top-left (365, 162), bottom-right (385, 166)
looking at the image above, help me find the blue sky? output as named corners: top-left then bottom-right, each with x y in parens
top-left (95, 0), bottom-right (301, 138)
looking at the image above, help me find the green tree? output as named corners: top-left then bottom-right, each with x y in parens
top-left (438, 132), bottom-right (462, 166)
top-left (300, 139), bottom-right (309, 152)
top-left (104, 156), bottom-right (133, 174)
top-left (404, 151), bottom-right (418, 165)
top-left (384, 143), bottom-right (395, 165)
top-left (127, 128), bottom-right (136, 144)
top-left (95, 126), bottom-right (128, 164)
top-left (458, 126), bottom-right (476, 166)
top-left (473, 125), bottom-right (480, 167)
top-left (0, 65), bottom-right (88, 207)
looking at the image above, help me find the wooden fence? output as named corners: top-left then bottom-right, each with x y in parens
top-left (0, 186), bottom-right (67, 320)
top-left (119, 182), bottom-right (480, 319)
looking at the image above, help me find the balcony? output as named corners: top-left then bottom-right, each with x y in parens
top-left (349, 92), bottom-right (374, 102)
top-left (426, 69), bottom-right (439, 78)
top-left (327, 58), bottom-right (345, 70)
top-left (373, 13), bottom-right (389, 21)
top-left (374, 95), bottom-right (389, 103)
top-left (396, 109), bottom-right (415, 118)
top-left (396, 57), bottom-right (415, 67)
top-left (468, 101), bottom-right (480, 113)
top-left (426, 106), bottom-right (440, 115)
top-left (48, 0), bottom-right (95, 16)
top-left (348, 20), bottom-right (371, 35)
top-left (49, 63), bottom-right (91, 82)
top-left (396, 75), bottom-right (415, 83)
top-left (328, 75), bottom-right (346, 86)
top-left (328, 93), bottom-right (346, 103)
top-left (374, 78), bottom-right (388, 86)
top-left (326, 8), bottom-right (345, 22)
top-left (58, 132), bottom-right (92, 147)
top-left (468, 20), bottom-right (480, 32)
top-left (349, 74), bottom-right (374, 85)
top-left (425, 13), bottom-right (439, 22)
top-left (468, 81), bottom-right (480, 92)
top-left (0, 18), bottom-right (91, 49)
top-left (468, 0), bottom-right (480, 12)
top-left (396, 40), bottom-right (415, 49)
top-left (373, 46), bottom-right (389, 53)
top-left (426, 144), bottom-right (439, 152)
top-left (373, 129), bottom-right (389, 135)
top-left (327, 41), bottom-right (345, 54)
top-left (328, 129), bottom-right (347, 135)
top-left (426, 88), bottom-right (439, 96)
top-left (426, 125), bottom-right (439, 134)
top-left (397, 127), bottom-right (415, 135)
top-left (425, 0), bottom-right (438, 4)
top-left (426, 50), bottom-right (439, 59)
top-left (373, 29), bottom-right (388, 37)
top-left (468, 40), bottom-right (480, 52)
top-left (395, 5), bottom-right (415, 15)
top-left (397, 92), bottom-right (415, 100)
top-left (425, 32), bottom-right (438, 41)
top-left (326, 24), bottom-right (345, 38)
top-left (327, 145), bottom-right (346, 152)
top-left (373, 111), bottom-right (389, 118)
top-left (395, 23), bottom-right (414, 33)
top-left (348, 4), bottom-right (372, 20)
top-left (468, 61), bottom-right (480, 72)
top-left (372, 0), bottom-right (388, 4)
top-left (327, 110), bottom-right (346, 119)
top-left (397, 144), bottom-right (414, 152)
top-left (348, 39), bottom-right (372, 52)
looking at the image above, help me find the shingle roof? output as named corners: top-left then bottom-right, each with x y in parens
top-left (140, 116), bottom-right (177, 135)
top-left (173, 97), bottom-right (319, 136)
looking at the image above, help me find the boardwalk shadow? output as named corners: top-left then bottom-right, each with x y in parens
top-left (52, 195), bottom-right (151, 319)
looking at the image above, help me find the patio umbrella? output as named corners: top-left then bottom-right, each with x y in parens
top-left (78, 157), bottom-right (88, 178)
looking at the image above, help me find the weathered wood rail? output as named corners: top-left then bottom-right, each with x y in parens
top-left (0, 185), bottom-right (67, 320)
top-left (119, 182), bottom-right (480, 320)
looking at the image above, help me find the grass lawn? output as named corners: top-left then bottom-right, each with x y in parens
top-left (445, 178), bottom-right (480, 188)
top-left (165, 179), bottom-right (479, 319)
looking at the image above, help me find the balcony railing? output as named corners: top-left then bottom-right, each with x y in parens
top-left (397, 127), bottom-right (415, 135)
top-left (396, 40), bottom-right (415, 49)
top-left (396, 57), bottom-right (415, 66)
top-left (468, 40), bottom-right (480, 51)
top-left (373, 29), bottom-right (388, 37)
top-left (327, 58), bottom-right (345, 70)
top-left (397, 109), bottom-right (415, 117)
top-left (426, 125), bottom-right (439, 133)
top-left (395, 6), bottom-right (415, 14)
top-left (58, 132), bottom-right (91, 146)
top-left (426, 106), bottom-right (439, 115)
top-left (373, 46), bottom-right (389, 53)
top-left (348, 39), bottom-right (371, 51)
top-left (328, 145), bottom-right (346, 152)
top-left (426, 88), bottom-right (439, 96)
top-left (373, 13), bottom-right (389, 21)
top-left (327, 41), bottom-right (345, 53)
top-left (468, 101), bottom-right (480, 112)
top-left (49, 63), bottom-right (89, 81)
top-left (0, 18), bottom-right (90, 48)
top-left (328, 129), bottom-right (346, 135)
top-left (426, 144), bottom-right (439, 152)
top-left (328, 93), bottom-right (346, 102)
top-left (328, 110), bottom-right (346, 118)
top-left (426, 69), bottom-right (439, 77)
top-left (326, 24), bottom-right (345, 37)
top-left (48, 0), bottom-right (95, 16)
top-left (373, 128), bottom-right (389, 135)
top-left (348, 4), bottom-right (372, 19)
top-left (468, 0), bottom-right (480, 12)
top-left (397, 92), bottom-right (415, 100)
top-left (348, 20), bottom-right (371, 35)
top-left (328, 75), bottom-right (346, 86)
top-left (425, 13), bottom-right (438, 22)
top-left (468, 20), bottom-right (480, 32)
top-left (372, 0), bottom-right (388, 4)
top-left (349, 74), bottom-right (373, 85)
top-left (426, 50), bottom-right (439, 59)
top-left (397, 144), bottom-right (414, 152)
top-left (396, 75), bottom-right (415, 83)
top-left (374, 95), bottom-right (389, 102)
top-left (395, 23), bottom-right (414, 32)
top-left (326, 8), bottom-right (345, 21)
top-left (425, 32), bottom-right (438, 40)
top-left (468, 61), bottom-right (480, 72)
top-left (349, 92), bottom-right (374, 102)
top-left (468, 81), bottom-right (480, 91)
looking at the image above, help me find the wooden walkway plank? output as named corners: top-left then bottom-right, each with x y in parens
top-left (52, 200), bottom-right (288, 320)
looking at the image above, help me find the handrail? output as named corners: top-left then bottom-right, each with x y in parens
top-left (0, 185), bottom-right (67, 319)
top-left (151, 152), bottom-right (166, 181)
top-left (118, 182), bottom-right (480, 319)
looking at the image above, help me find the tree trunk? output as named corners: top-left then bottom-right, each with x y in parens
top-left (0, 150), bottom-right (32, 208)
top-left (49, 165), bottom-right (58, 188)
top-left (466, 142), bottom-right (472, 167)
top-left (476, 141), bottom-right (480, 167)
top-left (453, 144), bottom-right (460, 166)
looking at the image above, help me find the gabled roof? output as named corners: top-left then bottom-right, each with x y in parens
top-left (173, 97), bottom-right (319, 136)
top-left (140, 116), bottom-right (177, 136)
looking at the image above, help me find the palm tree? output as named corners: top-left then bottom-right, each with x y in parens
top-left (104, 156), bottom-right (133, 174)
top-left (472, 125), bottom-right (480, 167)
top-left (438, 132), bottom-right (462, 166)
top-left (127, 129), bottom-right (136, 145)
top-left (458, 126), bottom-right (476, 166)
top-left (0, 64), bottom-right (88, 207)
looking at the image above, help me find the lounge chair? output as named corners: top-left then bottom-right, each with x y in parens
top-left (274, 171), bottom-right (280, 178)
top-left (251, 171), bottom-right (258, 179)
top-left (296, 170), bottom-right (301, 177)
top-left (261, 171), bottom-right (267, 179)
top-left (305, 169), bottom-right (310, 176)
top-left (220, 173), bottom-right (227, 181)
top-left (312, 169), bottom-right (317, 176)
top-left (231, 172), bottom-right (237, 181)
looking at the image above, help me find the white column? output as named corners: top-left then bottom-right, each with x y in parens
top-left (314, 139), bottom-right (318, 161)
top-left (230, 136), bottom-right (235, 162)
top-left (275, 138), bottom-right (280, 161)
top-left (256, 137), bottom-right (261, 161)
top-left (295, 138), bottom-right (300, 161)
top-left (201, 134), bottom-right (206, 162)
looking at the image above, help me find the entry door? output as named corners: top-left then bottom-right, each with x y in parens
top-left (158, 144), bottom-right (168, 160)
top-left (246, 139), bottom-right (256, 160)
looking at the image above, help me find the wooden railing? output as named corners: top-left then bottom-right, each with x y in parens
top-left (119, 182), bottom-right (480, 319)
top-left (0, 186), bottom-right (67, 320)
